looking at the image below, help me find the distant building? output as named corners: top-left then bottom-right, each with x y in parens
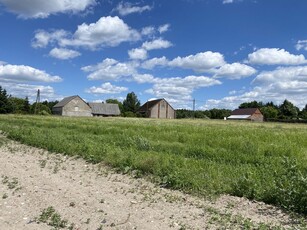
top-left (53, 95), bottom-right (92, 117)
top-left (53, 96), bottom-right (120, 117)
top-left (88, 103), bottom-right (120, 117)
top-left (138, 99), bottom-right (176, 119)
top-left (227, 108), bottom-right (264, 122)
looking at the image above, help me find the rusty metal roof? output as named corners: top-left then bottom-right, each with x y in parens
top-left (231, 108), bottom-right (260, 115)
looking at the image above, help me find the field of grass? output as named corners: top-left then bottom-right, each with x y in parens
top-left (0, 115), bottom-right (307, 214)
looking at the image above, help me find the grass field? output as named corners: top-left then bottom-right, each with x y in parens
top-left (0, 115), bottom-right (307, 214)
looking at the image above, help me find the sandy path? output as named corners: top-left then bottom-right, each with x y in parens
top-left (0, 137), bottom-right (300, 230)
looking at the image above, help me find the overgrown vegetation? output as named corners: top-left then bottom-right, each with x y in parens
top-left (0, 115), bottom-right (307, 215)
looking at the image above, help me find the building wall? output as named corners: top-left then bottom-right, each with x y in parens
top-left (250, 113), bottom-right (264, 122)
top-left (149, 100), bottom-right (175, 119)
top-left (62, 98), bottom-right (92, 117)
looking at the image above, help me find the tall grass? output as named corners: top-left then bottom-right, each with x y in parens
top-left (1, 115), bottom-right (307, 214)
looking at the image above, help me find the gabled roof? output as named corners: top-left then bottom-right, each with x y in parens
top-left (88, 103), bottom-right (120, 115)
top-left (231, 108), bottom-right (260, 116)
top-left (138, 99), bottom-right (163, 112)
top-left (53, 95), bottom-right (80, 108)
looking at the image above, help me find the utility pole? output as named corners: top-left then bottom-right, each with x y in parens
top-left (34, 89), bottom-right (40, 114)
top-left (193, 99), bottom-right (195, 119)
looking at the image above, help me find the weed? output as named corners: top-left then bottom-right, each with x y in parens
top-left (39, 159), bottom-right (47, 168)
top-left (2, 193), bottom-right (8, 199)
top-left (37, 206), bottom-right (68, 229)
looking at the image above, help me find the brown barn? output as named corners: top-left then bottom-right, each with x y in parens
top-left (138, 99), bottom-right (176, 119)
top-left (227, 108), bottom-right (264, 122)
top-left (52, 95), bottom-right (92, 117)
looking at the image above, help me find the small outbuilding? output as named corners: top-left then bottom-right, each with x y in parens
top-left (138, 98), bottom-right (176, 119)
top-left (88, 103), bottom-right (121, 117)
top-left (227, 108), bottom-right (264, 122)
top-left (52, 95), bottom-right (92, 117)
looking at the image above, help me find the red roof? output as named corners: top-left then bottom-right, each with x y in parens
top-left (231, 108), bottom-right (260, 115)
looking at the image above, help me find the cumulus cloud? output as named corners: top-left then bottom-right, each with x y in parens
top-left (0, 0), bottom-right (96, 18)
top-left (248, 48), bottom-right (307, 65)
top-left (49, 48), bottom-right (81, 60)
top-left (223, 0), bottom-right (234, 3)
top-left (132, 74), bottom-right (155, 84)
top-left (214, 63), bottom-right (257, 79)
top-left (81, 58), bottom-right (136, 81)
top-left (113, 1), bottom-right (152, 16)
top-left (128, 48), bottom-right (148, 60)
top-left (86, 82), bottom-right (128, 94)
top-left (295, 40), bottom-right (307, 51)
top-left (142, 38), bottom-right (173, 50)
top-left (146, 75), bottom-right (221, 106)
top-left (169, 51), bottom-right (226, 72)
top-left (0, 64), bottom-right (62, 83)
top-left (141, 57), bottom-right (169, 69)
top-left (253, 66), bottom-right (307, 84)
top-left (33, 16), bottom-right (141, 50)
top-left (32, 30), bottom-right (68, 49)
top-left (204, 65), bottom-right (307, 110)
top-left (62, 16), bottom-right (141, 49)
top-left (158, 24), bottom-right (170, 34)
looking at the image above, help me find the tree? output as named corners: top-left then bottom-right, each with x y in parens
top-left (24, 96), bottom-right (30, 114)
top-left (279, 99), bottom-right (298, 119)
top-left (260, 106), bottom-right (279, 120)
top-left (122, 92), bottom-right (140, 115)
top-left (239, 101), bottom-right (263, 109)
top-left (106, 98), bottom-right (124, 114)
top-left (0, 86), bottom-right (13, 114)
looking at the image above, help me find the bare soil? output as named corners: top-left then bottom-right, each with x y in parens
top-left (0, 137), bottom-right (303, 230)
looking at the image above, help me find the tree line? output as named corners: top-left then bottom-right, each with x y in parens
top-left (0, 86), bottom-right (142, 116)
top-left (1, 85), bottom-right (306, 120)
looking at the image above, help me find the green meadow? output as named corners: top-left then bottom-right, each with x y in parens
top-left (1, 115), bottom-right (307, 214)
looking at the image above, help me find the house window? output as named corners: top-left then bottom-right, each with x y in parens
top-left (74, 106), bottom-right (79, 112)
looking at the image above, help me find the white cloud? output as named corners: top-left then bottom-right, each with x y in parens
top-left (169, 51), bottom-right (226, 72)
top-left (128, 48), bottom-right (148, 60)
top-left (204, 65), bottom-right (307, 109)
top-left (32, 30), bottom-right (68, 48)
top-left (142, 38), bottom-right (173, 50)
top-left (248, 48), bottom-right (307, 65)
top-left (33, 16), bottom-right (141, 50)
top-left (295, 40), bottom-right (307, 51)
top-left (86, 82), bottom-right (128, 94)
top-left (0, 64), bottom-right (62, 83)
top-left (0, 0), bottom-right (96, 18)
top-left (141, 57), bottom-right (169, 69)
top-left (141, 26), bottom-right (156, 36)
top-left (146, 75), bottom-right (221, 107)
top-left (49, 48), bottom-right (81, 60)
top-left (63, 16), bottom-right (140, 49)
top-left (158, 24), bottom-right (170, 34)
top-left (113, 1), bottom-right (152, 16)
top-left (0, 82), bottom-right (60, 103)
top-left (81, 58), bottom-right (136, 81)
top-left (223, 0), bottom-right (234, 3)
top-left (132, 74), bottom-right (155, 83)
top-left (253, 66), bottom-right (307, 84)
top-left (214, 63), bottom-right (257, 79)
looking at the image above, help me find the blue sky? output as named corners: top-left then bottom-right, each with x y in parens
top-left (0, 0), bottom-right (307, 109)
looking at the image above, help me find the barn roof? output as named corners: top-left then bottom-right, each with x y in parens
top-left (53, 95), bottom-right (80, 108)
top-left (88, 103), bottom-right (120, 115)
top-left (227, 115), bottom-right (251, 119)
top-left (231, 108), bottom-right (259, 115)
top-left (138, 99), bottom-right (163, 112)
